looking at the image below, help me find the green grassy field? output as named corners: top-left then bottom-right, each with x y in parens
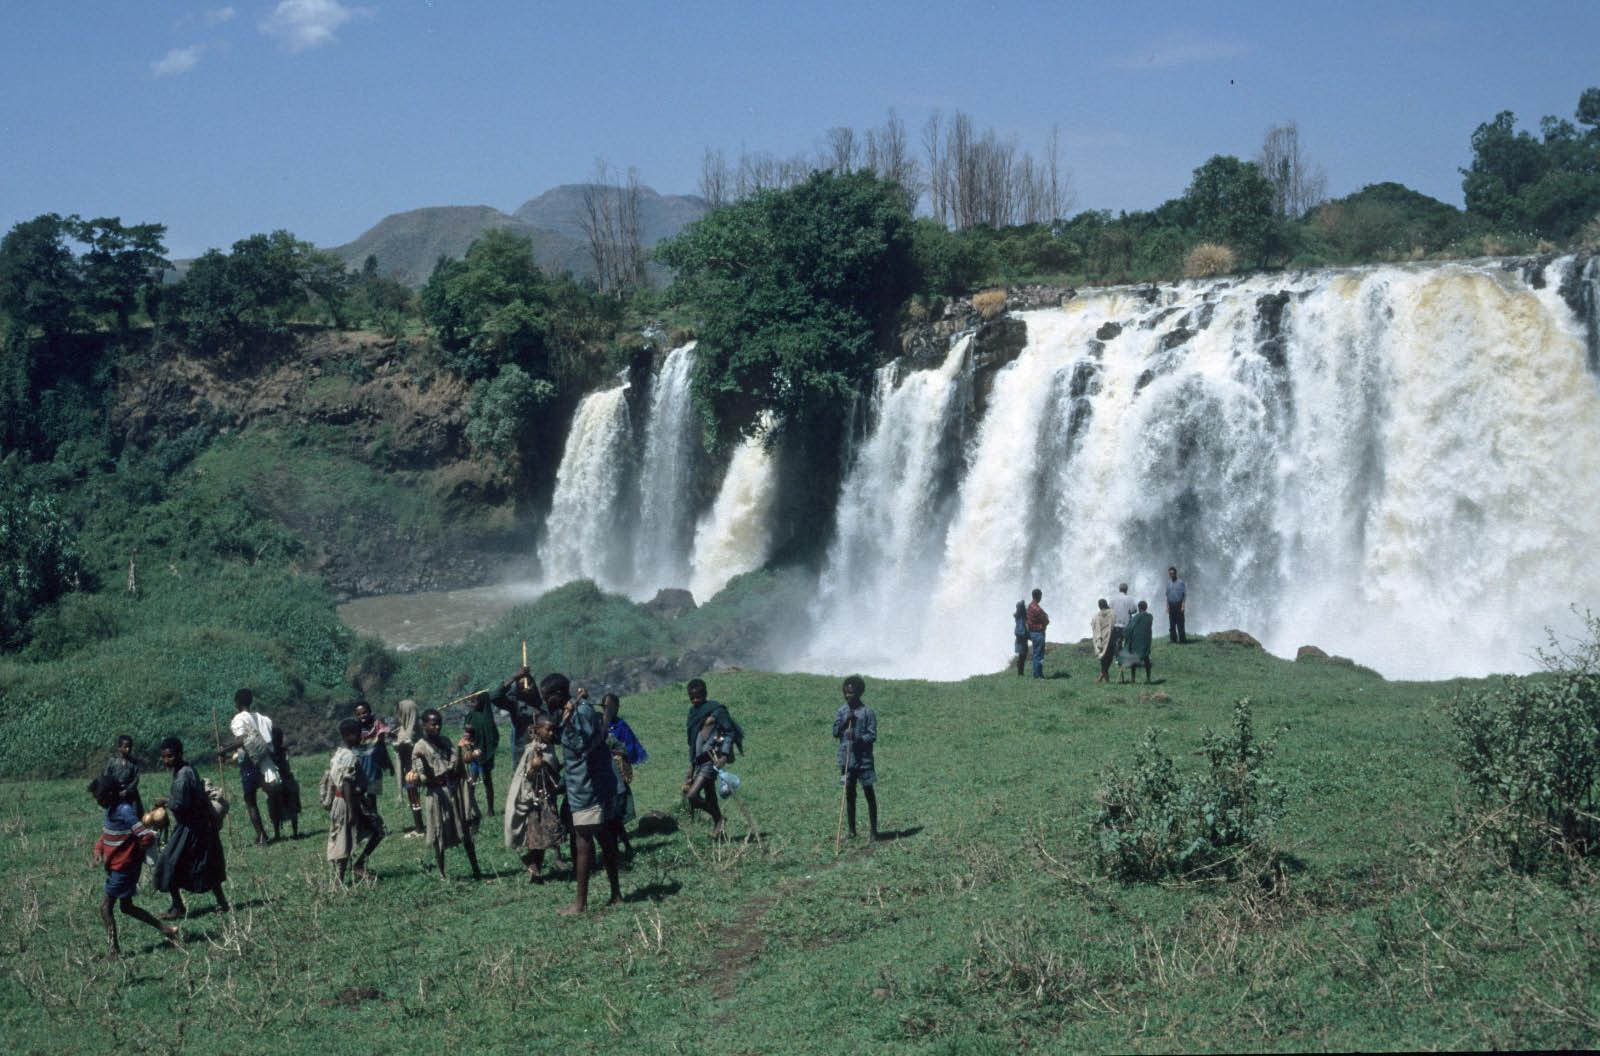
top-left (3, 639), bottom-right (1596, 1054)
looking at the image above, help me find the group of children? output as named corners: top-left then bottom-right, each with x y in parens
top-left (87, 671), bottom-right (885, 952)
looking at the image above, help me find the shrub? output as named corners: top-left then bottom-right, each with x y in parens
top-left (345, 634), bottom-right (400, 699)
top-left (0, 483), bottom-right (86, 649)
top-left (1091, 699), bottom-right (1287, 881)
top-left (1580, 213), bottom-right (1600, 250)
top-left (972, 288), bottom-right (1007, 319)
top-left (1183, 242), bottom-right (1237, 278)
top-left (1446, 612), bottom-right (1600, 871)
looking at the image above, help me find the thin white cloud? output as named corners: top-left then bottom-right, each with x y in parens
top-left (1110, 36), bottom-right (1250, 70)
top-left (260, 0), bottom-right (368, 53)
top-left (203, 6), bottom-right (237, 27)
top-left (151, 45), bottom-right (202, 78)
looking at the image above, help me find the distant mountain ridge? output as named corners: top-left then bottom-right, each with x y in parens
top-left (328, 185), bottom-right (708, 287)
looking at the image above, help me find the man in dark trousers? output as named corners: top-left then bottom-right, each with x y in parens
top-left (1166, 566), bottom-right (1188, 644)
top-left (1025, 589), bottom-right (1050, 679)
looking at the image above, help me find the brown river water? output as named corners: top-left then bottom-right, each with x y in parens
top-left (337, 582), bottom-right (543, 651)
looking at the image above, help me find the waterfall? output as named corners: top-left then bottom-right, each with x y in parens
top-left (688, 424), bottom-right (779, 603)
top-left (632, 342), bottom-right (699, 594)
top-left (815, 259), bottom-right (1600, 680)
top-left (802, 336), bottom-right (972, 669)
top-left (525, 256), bottom-right (1600, 680)
top-left (537, 384), bottom-right (633, 591)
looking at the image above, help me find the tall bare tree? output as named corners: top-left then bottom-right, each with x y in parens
top-left (579, 161), bottom-right (646, 295)
top-left (1258, 120), bottom-right (1327, 219)
top-left (923, 111), bottom-right (949, 225)
top-left (700, 147), bottom-right (731, 209)
top-left (822, 126), bottom-right (858, 172)
top-left (864, 108), bottom-right (921, 215)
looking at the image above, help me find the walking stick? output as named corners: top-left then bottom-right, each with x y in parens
top-left (521, 641), bottom-right (530, 690)
top-left (834, 720), bottom-right (853, 856)
top-left (212, 705), bottom-right (238, 848)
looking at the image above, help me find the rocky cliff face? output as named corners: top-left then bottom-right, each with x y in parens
top-left (111, 331), bottom-right (533, 599)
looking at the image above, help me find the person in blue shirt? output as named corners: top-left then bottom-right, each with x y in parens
top-left (1166, 566), bottom-right (1188, 644)
top-left (1012, 600), bottom-right (1029, 677)
top-left (832, 674), bottom-right (879, 841)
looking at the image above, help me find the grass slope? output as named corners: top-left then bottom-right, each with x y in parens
top-left (3, 641), bottom-right (1596, 1054)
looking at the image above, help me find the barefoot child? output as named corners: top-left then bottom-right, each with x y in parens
top-left (832, 674), bottom-right (880, 841)
top-left (409, 708), bottom-right (482, 881)
top-left (602, 693), bottom-right (640, 856)
top-left (504, 716), bottom-right (565, 883)
top-left (326, 719), bottom-right (385, 884)
top-left (90, 776), bottom-right (178, 955)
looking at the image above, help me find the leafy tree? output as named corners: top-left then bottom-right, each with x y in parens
top-left (1461, 88), bottom-right (1600, 240)
top-left (0, 214), bottom-right (83, 346)
top-left (1183, 155), bottom-right (1278, 267)
top-left (1305, 182), bottom-right (1471, 261)
top-left (419, 229), bottom-right (553, 382)
top-left (166, 229), bottom-right (346, 350)
top-left (72, 217), bottom-right (168, 338)
top-left (658, 169), bottom-right (917, 449)
top-left (0, 481), bottom-right (85, 649)
top-left (464, 364), bottom-right (556, 469)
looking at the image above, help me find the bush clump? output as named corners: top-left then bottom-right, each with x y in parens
top-left (1446, 612), bottom-right (1600, 872)
top-left (1091, 698), bottom-right (1286, 881)
top-left (971, 288), bottom-right (1007, 319)
top-left (1183, 242), bottom-right (1237, 278)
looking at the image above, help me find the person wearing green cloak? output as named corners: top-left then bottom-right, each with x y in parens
top-left (1120, 600), bottom-right (1154, 683)
top-left (462, 691), bottom-right (500, 815)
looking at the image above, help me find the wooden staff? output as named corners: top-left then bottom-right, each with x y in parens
top-left (521, 641), bottom-right (530, 691)
top-left (211, 705), bottom-right (237, 847)
top-left (444, 689), bottom-right (489, 710)
top-left (834, 720), bottom-right (853, 855)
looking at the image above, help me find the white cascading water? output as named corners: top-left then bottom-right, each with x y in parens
top-left (802, 336), bottom-right (972, 667)
top-left (687, 423), bottom-right (779, 603)
top-left (803, 258), bottom-right (1600, 680)
top-left (631, 342), bottom-right (699, 595)
top-left (536, 384), bottom-right (633, 591)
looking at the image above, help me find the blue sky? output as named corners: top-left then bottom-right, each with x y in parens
top-left (2, 1), bottom-right (1594, 258)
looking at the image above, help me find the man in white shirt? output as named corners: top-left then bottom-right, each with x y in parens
top-left (215, 688), bottom-right (280, 846)
top-left (1109, 583), bottom-right (1136, 663)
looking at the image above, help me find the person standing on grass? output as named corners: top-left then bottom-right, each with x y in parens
top-left (462, 691), bottom-right (500, 815)
top-left (152, 737), bottom-right (229, 919)
top-left (267, 726), bottom-right (302, 840)
top-left (683, 678), bottom-right (739, 839)
top-left (505, 715), bottom-right (565, 884)
top-left (492, 665), bottom-right (544, 767)
top-left (1166, 566), bottom-right (1188, 644)
top-left (1122, 601), bottom-right (1155, 683)
top-left (1092, 598), bottom-right (1116, 683)
top-left (545, 674), bottom-right (623, 915)
top-left (214, 688), bottom-right (280, 846)
top-left (602, 693), bottom-right (638, 858)
top-left (392, 698), bottom-right (426, 836)
top-left (353, 701), bottom-right (394, 807)
top-left (832, 674), bottom-right (880, 841)
top-left (90, 776), bottom-right (178, 956)
top-left (326, 718), bottom-right (384, 884)
top-left (1109, 583), bottom-right (1136, 664)
top-left (1012, 600), bottom-right (1029, 677)
top-left (102, 734), bottom-right (144, 816)
top-left (409, 708), bottom-right (483, 881)
top-left (1026, 588), bottom-right (1050, 679)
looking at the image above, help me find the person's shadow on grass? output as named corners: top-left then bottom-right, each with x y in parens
top-left (624, 881), bottom-right (683, 903)
top-left (871, 826), bottom-right (924, 843)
